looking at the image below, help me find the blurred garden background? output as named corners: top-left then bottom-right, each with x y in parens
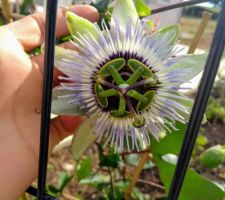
top-left (0, 0), bottom-right (224, 199)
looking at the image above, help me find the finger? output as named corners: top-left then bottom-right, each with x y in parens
top-left (50, 115), bottom-right (83, 147)
top-left (5, 5), bottom-right (99, 51)
top-left (31, 41), bottom-right (77, 86)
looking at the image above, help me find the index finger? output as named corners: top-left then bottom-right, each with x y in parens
top-left (4, 5), bottom-right (99, 51)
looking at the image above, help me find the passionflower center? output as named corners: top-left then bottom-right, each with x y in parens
top-left (94, 57), bottom-right (158, 121)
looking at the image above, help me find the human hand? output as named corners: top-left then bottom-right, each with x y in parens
top-left (0, 5), bottom-right (98, 199)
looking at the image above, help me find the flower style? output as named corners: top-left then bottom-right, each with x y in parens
top-left (52, 0), bottom-right (206, 151)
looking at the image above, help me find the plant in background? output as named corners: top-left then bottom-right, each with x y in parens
top-left (52, 0), bottom-right (206, 151)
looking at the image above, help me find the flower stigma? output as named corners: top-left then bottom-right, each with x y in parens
top-left (93, 57), bottom-right (158, 128)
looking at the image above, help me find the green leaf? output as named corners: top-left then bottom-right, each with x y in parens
top-left (57, 172), bottom-right (73, 192)
top-left (196, 135), bottom-right (208, 147)
top-left (125, 154), bottom-right (155, 169)
top-left (76, 157), bottom-right (92, 181)
top-left (155, 156), bottom-right (225, 200)
top-left (132, 187), bottom-right (147, 200)
top-left (98, 150), bottom-right (120, 168)
top-left (200, 145), bottom-right (225, 168)
top-left (0, 18), bottom-right (4, 26)
top-left (79, 174), bottom-right (110, 188)
top-left (51, 87), bottom-right (85, 115)
top-left (151, 122), bottom-right (187, 156)
top-left (47, 185), bottom-right (59, 195)
top-left (152, 122), bottom-right (225, 200)
top-left (91, 0), bottom-right (110, 13)
top-left (152, 24), bottom-right (180, 45)
top-left (161, 154), bottom-right (178, 165)
top-left (66, 12), bottom-right (97, 39)
top-left (112, 0), bottom-right (139, 28)
top-left (21, 0), bottom-right (34, 15)
top-left (134, 0), bottom-right (151, 17)
top-left (71, 117), bottom-right (98, 161)
top-left (159, 54), bottom-right (207, 81)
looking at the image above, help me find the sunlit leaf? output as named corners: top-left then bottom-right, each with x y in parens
top-left (134, 0), bottom-right (151, 17)
top-left (112, 0), bottom-right (139, 28)
top-left (57, 172), bottom-right (72, 192)
top-left (151, 122), bottom-right (187, 156)
top-left (196, 135), bottom-right (208, 147)
top-left (66, 12), bottom-right (97, 39)
top-left (125, 154), bottom-right (155, 169)
top-left (155, 156), bottom-right (225, 200)
top-left (76, 157), bottom-right (92, 181)
top-left (200, 145), bottom-right (225, 168)
top-left (79, 174), bottom-right (110, 188)
top-left (161, 154), bottom-right (178, 165)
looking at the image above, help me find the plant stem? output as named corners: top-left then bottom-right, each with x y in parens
top-left (108, 167), bottom-right (115, 200)
top-left (188, 11), bottom-right (212, 54)
top-left (151, 0), bottom-right (213, 15)
top-left (137, 179), bottom-right (165, 190)
top-left (124, 151), bottom-right (149, 200)
top-left (120, 149), bottom-right (151, 156)
top-left (2, 0), bottom-right (11, 22)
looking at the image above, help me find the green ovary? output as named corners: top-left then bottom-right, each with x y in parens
top-left (94, 57), bottom-right (157, 121)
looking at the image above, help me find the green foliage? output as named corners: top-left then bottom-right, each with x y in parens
top-left (66, 12), bottom-right (97, 39)
top-left (47, 172), bottom-right (72, 195)
top-left (27, 47), bottom-right (41, 56)
top-left (91, 0), bottom-right (110, 13)
top-left (20, 0), bottom-right (34, 15)
top-left (192, 134), bottom-right (208, 155)
top-left (155, 156), bottom-right (225, 200)
top-left (0, 18), bottom-right (4, 26)
top-left (76, 157), bottom-right (93, 181)
top-left (206, 98), bottom-right (225, 123)
top-left (91, 0), bottom-right (111, 29)
top-left (134, 0), bottom-right (151, 17)
top-left (151, 122), bottom-right (225, 200)
top-left (57, 172), bottom-right (73, 192)
top-left (200, 145), bottom-right (225, 168)
top-left (112, 0), bottom-right (139, 28)
top-left (125, 154), bottom-right (155, 169)
top-left (98, 145), bottom-right (120, 168)
top-left (58, 35), bottom-right (73, 43)
top-left (151, 122), bottom-right (186, 156)
top-left (196, 135), bottom-right (208, 147)
top-left (79, 174), bottom-right (110, 188)
top-left (132, 188), bottom-right (147, 200)
top-left (71, 118), bottom-right (98, 161)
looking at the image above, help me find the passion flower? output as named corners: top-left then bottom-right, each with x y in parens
top-left (52, 0), bottom-right (206, 151)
